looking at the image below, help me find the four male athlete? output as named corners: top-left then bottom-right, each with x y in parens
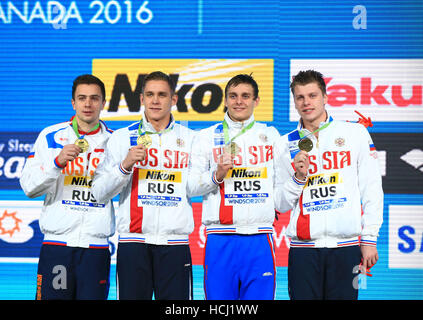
top-left (20, 70), bottom-right (383, 300)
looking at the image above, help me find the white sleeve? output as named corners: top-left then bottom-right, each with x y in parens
top-left (357, 126), bottom-right (384, 245)
top-left (273, 135), bottom-right (305, 213)
top-left (19, 129), bottom-right (63, 198)
top-left (92, 130), bottom-right (132, 203)
top-left (187, 129), bottom-right (218, 197)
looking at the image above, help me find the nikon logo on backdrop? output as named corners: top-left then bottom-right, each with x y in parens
top-left (93, 59), bottom-right (274, 121)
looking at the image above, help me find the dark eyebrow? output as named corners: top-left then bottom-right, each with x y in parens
top-left (77, 94), bottom-right (101, 98)
top-left (145, 91), bottom-right (169, 95)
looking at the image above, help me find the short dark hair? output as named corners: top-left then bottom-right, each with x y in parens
top-left (225, 74), bottom-right (259, 100)
top-left (142, 71), bottom-right (176, 95)
top-left (290, 70), bottom-right (326, 95)
top-left (72, 74), bottom-right (106, 101)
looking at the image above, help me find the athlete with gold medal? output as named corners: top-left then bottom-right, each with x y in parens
top-left (273, 70), bottom-right (383, 300)
top-left (92, 71), bottom-right (195, 300)
top-left (188, 74), bottom-right (281, 300)
top-left (20, 75), bottom-right (114, 300)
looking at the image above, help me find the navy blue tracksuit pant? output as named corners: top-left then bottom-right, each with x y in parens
top-left (116, 242), bottom-right (193, 300)
top-left (288, 246), bottom-right (362, 300)
top-left (36, 244), bottom-right (111, 300)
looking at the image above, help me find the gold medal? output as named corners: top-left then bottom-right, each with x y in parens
top-left (137, 134), bottom-right (152, 148)
top-left (298, 138), bottom-right (313, 152)
top-left (224, 142), bottom-right (241, 156)
top-left (75, 138), bottom-right (89, 153)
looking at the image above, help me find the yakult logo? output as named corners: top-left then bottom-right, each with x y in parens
top-left (324, 77), bottom-right (422, 107)
top-left (290, 59), bottom-right (423, 122)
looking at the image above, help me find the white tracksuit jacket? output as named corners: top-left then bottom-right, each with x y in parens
top-left (92, 114), bottom-right (195, 245)
top-left (274, 115), bottom-right (384, 248)
top-left (188, 113), bottom-right (280, 235)
top-left (19, 118), bottom-right (115, 248)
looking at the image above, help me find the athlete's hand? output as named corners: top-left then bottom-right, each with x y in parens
top-left (56, 144), bottom-right (81, 167)
top-left (293, 150), bottom-right (309, 181)
top-left (360, 245), bottom-right (378, 274)
top-left (215, 151), bottom-right (234, 182)
top-left (122, 144), bottom-right (146, 171)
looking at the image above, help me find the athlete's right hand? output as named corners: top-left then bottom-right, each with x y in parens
top-left (56, 144), bottom-right (81, 167)
top-left (215, 151), bottom-right (234, 182)
top-left (293, 150), bottom-right (309, 181)
top-left (122, 144), bottom-right (146, 171)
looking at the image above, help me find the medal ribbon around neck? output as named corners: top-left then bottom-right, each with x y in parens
top-left (298, 121), bottom-right (331, 152)
top-left (72, 117), bottom-right (100, 153)
top-left (222, 119), bottom-right (255, 155)
top-left (137, 117), bottom-right (174, 147)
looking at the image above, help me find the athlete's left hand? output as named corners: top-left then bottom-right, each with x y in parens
top-left (360, 245), bottom-right (378, 274)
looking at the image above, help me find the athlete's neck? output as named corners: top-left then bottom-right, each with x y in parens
top-left (301, 112), bottom-right (328, 137)
top-left (226, 112), bottom-right (253, 124)
top-left (75, 117), bottom-right (99, 133)
top-left (302, 120), bottom-right (320, 135)
top-left (146, 114), bottom-right (171, 132)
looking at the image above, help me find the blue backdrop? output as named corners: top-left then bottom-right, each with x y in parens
top-left (0, 0), bottom-right (422, 300)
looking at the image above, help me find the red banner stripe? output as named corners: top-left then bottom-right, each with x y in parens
top-left (296, 193), bottom-right (311, 240)
top-left (218, 183), bottom-right (233, 225)
top-left (129, 168), bottom-right (143, 233)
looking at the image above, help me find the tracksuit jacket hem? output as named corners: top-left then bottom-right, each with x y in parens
top-left (118, 232), bottom-right (190, 245)
top-left (42, 234), bottom-right (110, 248)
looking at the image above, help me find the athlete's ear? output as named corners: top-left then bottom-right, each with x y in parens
top-left (254, 96), bottom-right (260, 108)
top-left (172, 93), bottom-right (178, 106)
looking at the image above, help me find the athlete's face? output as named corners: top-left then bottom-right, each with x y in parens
top-left (141, 80), bottom-right (177, 123)
top-left (293, 82), bottom-right (328, 125)
top-left (71, 84), bottom-right (105, 128)
top-left (225, 83), bottom-right (259, 122)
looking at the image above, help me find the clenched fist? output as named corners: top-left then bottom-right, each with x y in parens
top-left (293, 150), bottom-right (309, 181)
top-left (215, 151), bottom-right (234, 182)
top-left (122, 144), bottom-right (147, 172)
top-left (56, 144), bottom-right (82, 167)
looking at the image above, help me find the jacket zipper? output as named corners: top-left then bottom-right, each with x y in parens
top-left (155, 134), bottom-right (162, 242)
top-left (78, 151), bottom-right (90, 246)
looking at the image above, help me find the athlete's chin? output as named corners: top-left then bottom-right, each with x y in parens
top-left (301, 114), bottom-right (317, 123)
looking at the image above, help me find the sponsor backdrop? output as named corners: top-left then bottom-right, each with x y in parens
top-left (0, 0), bottom-right (422, 300)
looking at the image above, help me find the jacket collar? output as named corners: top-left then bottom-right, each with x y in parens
top-left (141, 112), bottom-right (175, 133)
top-left (69, 115), bottom-right (102, 135)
